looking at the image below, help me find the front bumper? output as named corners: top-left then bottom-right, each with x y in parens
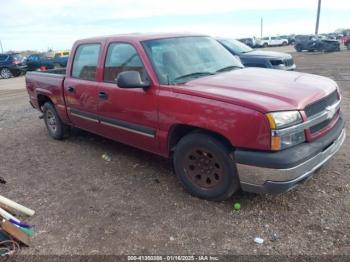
top-left (235, 115), bottom-right (346, 194)
top-left (9, 65), bottom-right (27, 75)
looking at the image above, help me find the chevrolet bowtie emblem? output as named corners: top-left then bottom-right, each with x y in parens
top-left (325, 105), bottom-right (337, 120)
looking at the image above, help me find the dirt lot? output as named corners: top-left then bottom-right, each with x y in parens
top-left (0, 46), bottom-right (349, 256)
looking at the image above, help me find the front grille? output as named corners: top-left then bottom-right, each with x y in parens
top-left (284, 58), bottom-right (294, 67)
top-left (305, 90), bottom-right (340, 134)
top-left (305, 91), bottom-right (339, 117)
top-left (309, 116), bottom-right (335, 133)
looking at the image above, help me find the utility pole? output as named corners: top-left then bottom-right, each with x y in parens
top-left (260, 18), bottom-right (263, 38)
top-left (315, 0), bottom-right (322, 35)
top-left (0, 40), bottom-right (3, 54)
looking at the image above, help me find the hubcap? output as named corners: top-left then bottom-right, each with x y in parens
top-left (1, 69), bottom-right (12, 79)
top-left (184, 148), bottom-right (225, 189)
top-left (46, 110), bottom-right (57, 133)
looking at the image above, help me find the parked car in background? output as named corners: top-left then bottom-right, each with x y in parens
top-left (217, 38), bottom-right (296, 70)
top-left (25, 54), bottom-right (55, 71)
top-left (53, 52), bottom-right (69, 68)
top-left (25, 33), bottom-right (345, 200)
top-left (279, 35), bottom-right (296, 45)
top-left (237, 37), bottom-right (257, 48)
top-left (294, 35), bottom-right (340, 52)
top-left (257, 36), bottom-right (289, 47)
top-left (0, 53), bottom-right (27, 79)
top-left (54, 50), bottom-right (70, 57)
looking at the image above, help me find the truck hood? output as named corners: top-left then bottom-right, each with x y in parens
top-left (176, 68), bottom-right (337, 113)
top-left (240, 50), bottom-right (291, 59)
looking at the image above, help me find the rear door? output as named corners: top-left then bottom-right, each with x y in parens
top-left (64, 43), bottom-right (102, 133)
top-left (97, 42), bottom-right (159, 152)
top-left (271, 37), bottom-right (278, 46)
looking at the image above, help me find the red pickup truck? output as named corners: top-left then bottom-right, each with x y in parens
top-left (25, 33), bottom-right (346, 200)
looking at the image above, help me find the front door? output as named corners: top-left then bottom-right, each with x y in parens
top-left (97, 42), bottom-right (159, 152)
top-left (64, 43), bottom-right (101, 133)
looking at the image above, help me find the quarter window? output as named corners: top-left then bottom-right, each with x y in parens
top-left (72, 44), bottom-right (101, 81)
top-left (104, 43), bottom-right (146, 82)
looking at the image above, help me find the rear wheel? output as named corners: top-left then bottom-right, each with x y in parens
top-left (347, 43), bottom-right (350, 50)
top-left (282, 41), bottom-right (288, 46)
top-left (0, 68), bottom-right (13, 79)
top-left (295, 45), bottom-right (302, 52)
top-left (263, 43), bottom-right (268, 48)
top-left (43, 102), bottom-right (69, 139)
top-left (173, 132), bottom-right (240, 201)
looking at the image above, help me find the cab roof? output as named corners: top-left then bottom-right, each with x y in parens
top-left (76, 32), bottom-right (207, 44)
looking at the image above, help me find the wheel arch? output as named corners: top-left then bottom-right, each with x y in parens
top-left (37, 94), bottom-right (53, 111)
top-left (167, 124), bottom-right (233, 156)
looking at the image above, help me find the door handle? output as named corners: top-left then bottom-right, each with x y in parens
top-left (98, 91), bottom-right (108, 100)
top-left (67, 86), bottom-right (75, 93)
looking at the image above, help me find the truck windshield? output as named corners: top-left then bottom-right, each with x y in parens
top-left (219, 39), bottom-right (253, 54)
top-left (143, 36), bottom-right (243, 84)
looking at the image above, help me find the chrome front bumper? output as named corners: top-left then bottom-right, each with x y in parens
top-left (237, 128), bottom-right (346, 194)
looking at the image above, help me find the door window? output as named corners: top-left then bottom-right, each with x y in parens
top-left (72, 44), bottom-right (101, 81)
top-left (0, 55), bottom-right (8, 62)
top-left (104, 43), bottom-right (146, 83)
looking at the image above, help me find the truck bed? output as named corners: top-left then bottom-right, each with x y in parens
top-left (25, 68), bottom-right (68, 122)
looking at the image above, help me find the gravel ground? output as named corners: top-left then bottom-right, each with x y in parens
top-left (0, 47), bottom-right (349, 256)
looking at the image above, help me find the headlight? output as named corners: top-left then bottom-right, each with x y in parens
top-left (266, 111), bottom-right (302, 129)
top-left (270, 60), bottom-right (284, 66)
top-left (266, 111), bottom-right (305, 150)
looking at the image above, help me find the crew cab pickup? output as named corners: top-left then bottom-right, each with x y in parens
top-left (25, 33), bottom-right (346, 200)
top-left (258, 36), bottom-right (289, 47)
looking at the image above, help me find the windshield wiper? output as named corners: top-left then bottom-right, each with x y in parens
top-left (172, 72), bottom-right (214, 83)
top-left (216, 65), bottom-right (242, 73)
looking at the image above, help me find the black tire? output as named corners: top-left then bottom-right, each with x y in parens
top-left (12, 71), bottom-right (21, 77)
top-left (173, 132), bottom-right (240, 201)
top-left (42, 102), bottom-right (69, 139)
top-left (347, 43), bottom-right (350, 50)
top-left (295, 45), bottom-right (302, 52)
top-left (282, 41), bottom-right (287, 46)
top-left (0, 68), bottom-right (13, 79)
top-left (263, 43), bottom-right (268, 48)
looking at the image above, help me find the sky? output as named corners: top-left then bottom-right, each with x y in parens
top-left (0, 0), bottom-right (349, 52)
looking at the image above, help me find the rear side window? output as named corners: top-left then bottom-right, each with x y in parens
top-left (0, 55), bottom-right (8, 62)
top-left (72, 44), bottom-right (101, 81)
top-left (27, 55), bottom-right (40, 62)
top-left (104, 43), bottom-right (146, 82)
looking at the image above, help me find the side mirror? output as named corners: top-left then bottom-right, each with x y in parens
top-left (116, 71), bottom-right (150, 89)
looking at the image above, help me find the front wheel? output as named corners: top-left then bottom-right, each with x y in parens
top-left (0, 68), bottom-right (13, 79)
top-left (347, 43), bottom-right (350, 50)
top-left (282, 41), bottom-right (287, 46)
top-left (43, 102), bottom-right (69, 139)
top-left (173, 132), bottom-right (240, 201)
top-left (263, 43), bottom-right (268, 48)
